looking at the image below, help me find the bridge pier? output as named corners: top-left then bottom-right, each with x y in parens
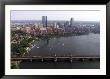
top-left (70, 59), bottom-right (72, 63)
top-left (70, 57), bottom-right (72, 63)
top-left (41, 58), bottom-right (44, 62)
top-left (70, 54), bottom-right (73, 63)
top-left (54, 57), bottom-right (57, 62)
top-left (30, 59), bottom-right (32, 62)
top-left (54, 53), bottom-right (57, 62)
top-left (82, 58), bottom-right (85, 62)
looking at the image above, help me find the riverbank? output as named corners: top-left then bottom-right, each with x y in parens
top-left (11, 33), bottom-right (100, 69)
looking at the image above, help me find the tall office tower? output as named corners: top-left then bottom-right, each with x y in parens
top-left (54, 22), bottom-right (57, 27)
top-left (64, 21), bottom-right (70, 27)
top-left (42, 16), bottom-right (47, 27)
top-left (70, 18), bottom-right (74, 26)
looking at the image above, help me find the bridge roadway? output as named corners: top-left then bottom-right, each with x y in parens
top-left (11, 56), bottom-right (100, 62)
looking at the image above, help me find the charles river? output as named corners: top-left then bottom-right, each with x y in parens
top-left (19, 33), bottom-right (100, 69)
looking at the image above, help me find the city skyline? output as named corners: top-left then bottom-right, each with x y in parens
top-left (11, 11), bottom-right (100, 21)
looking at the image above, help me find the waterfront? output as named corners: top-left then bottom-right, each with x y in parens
top-left (18, 33), bottom-right (100, 69)
top-left (26, 33), bottom-right (100, 57)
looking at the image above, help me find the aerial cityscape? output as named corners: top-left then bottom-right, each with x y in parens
top-left (11, 11), bottom-right (100, 69)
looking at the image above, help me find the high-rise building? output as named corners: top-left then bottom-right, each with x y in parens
top-left (70, 18), bottom-right (74, 26)
top-left (64, 21), bottom-right (70, 27)
top-left (42, 16), bottom-right (47, 27)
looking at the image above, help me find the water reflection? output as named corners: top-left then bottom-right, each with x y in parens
top-left (25, 33), bottom-right (100, 57)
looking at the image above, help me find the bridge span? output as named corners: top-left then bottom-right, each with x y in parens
top-left (11, 56), bottom-right (100, 62)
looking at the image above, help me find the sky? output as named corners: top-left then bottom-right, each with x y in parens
top-left (11, 11), bottom-right (100, 21)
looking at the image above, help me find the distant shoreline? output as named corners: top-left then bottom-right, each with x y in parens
top-left (11, 20), bottom-right (100, 23)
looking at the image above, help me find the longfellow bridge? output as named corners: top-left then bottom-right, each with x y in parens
top-left (11, 55), bottom-right (100, 62)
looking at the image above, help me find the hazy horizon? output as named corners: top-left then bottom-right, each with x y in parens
top-left (11, 11), bottom-right (100, 21)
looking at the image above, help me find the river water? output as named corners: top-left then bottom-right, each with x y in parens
top-left (20, 33), bottom-right (100, 69)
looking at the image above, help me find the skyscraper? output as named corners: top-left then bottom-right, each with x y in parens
top-left (64, 21), bottom-right (70, 27)
top-left (70, 18), bottom-right (74, 26)
top-left (42, 16), bottom-right (47, 27)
